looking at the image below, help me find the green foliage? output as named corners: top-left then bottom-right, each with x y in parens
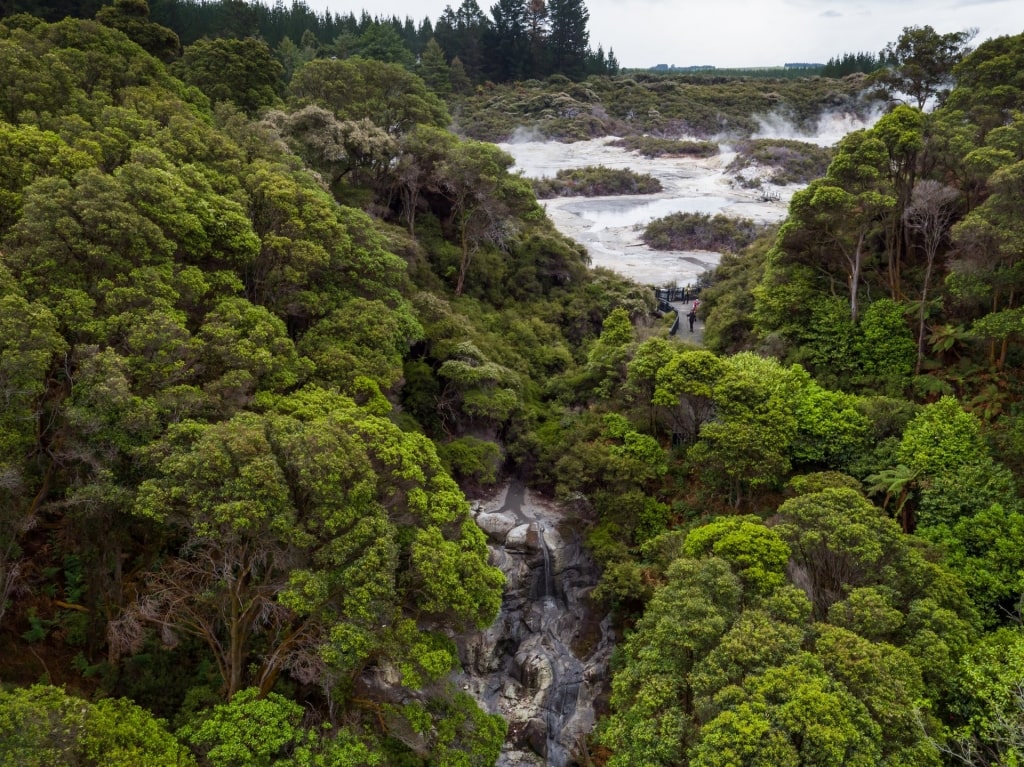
top-left (601, 556), bottom-right (744, 767)
top-left (2, 14), bottom-right (1024, 767)
top-left (584, 307), bottom-right (636, 399)
top-left (787, 471), bottom-right (864, 496)
top-left (0, 684), bottom-right (195, 767)
top-left (533, 165), bottom-right (661, 198)
top-left (821, 51), bottom-right (886, 78)
top-left (288, 57), bottom-right (448, 136)
top-left (198, 297), bottom-right (313, 393)
top-left (853, 298), bottom-right (915, 393)
top-left (350, 23), bottom-right (415, 68)
top-left (946, 31), bottom-right (1024, 139)
top-left (872, 24), bottom-right (976, 110)
top-left (681, 516), bottom-right (791, 595)
top-left (382, 691), bottom-right (505, 767)
top-left (826, 587), bottom-right (906, 641)
top-left (601, 491), bottom-right (977, 767)
top-left (0, 291), bottom-right (67, 457)
top-left (687, 353), bottom-right (799, 505)
top-left (651, 347), bottom-right (724, 442)
top-left (177, 688), bottom-right (382, 767)
top-left (551, 410), bottom-right (667, 514)
top-left (125, 389), bottom-right (503, 696)
top-left (775, 485), bottom-right (976, 632)
top-left (172, 36), bottom-right (282, 115)
top-left (0, 121), bottom-right (94, 235)
top-left (609, 136), bottom-right (718, 158)
top-left (698, 242), bottom-right (772, 354)
top-left (0, 16), bottom-right (192, 127)
top-left (922, 503), bottom-right (1024, 627)
top-left (787, 369), bottom-right (871, 469)
top-left (641, 212), bottom-right (767, 253)
top-left (267, 105), bottom-right (399, 197)
top-left (896, 396), bottom-right (1018, 528)
top-left (297, 297), bottom-right (422, 393)
top-left (178, 689), bottom-right (306, 766)
top-left (436, 435), bottom-right (502, 487)
top-left (948, 627), bottom-right (1024, 765)
top-left (815, 623), bottom-right (936, 765)
top-left (727, 138), bottom-right (834, 186)
top-left (454, 73), bottom-right (880, 142)
top-left (418, 37), bottom-right (452, 96)
top-left (95, 0), bottom-right (180, 63)
top-left (592, 558), bottom-right (653, 609)
top-left (690, 654), bottom-right (883, 767)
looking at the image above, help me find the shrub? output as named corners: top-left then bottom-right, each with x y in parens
top-left (641, 212), bottom-right (768, 252)
top-left (727, 138), bottom-right (834, 185)
top-left (609, 136), bottom-right (719, 158)
top-left (533, 165), bottom-right (662, 198)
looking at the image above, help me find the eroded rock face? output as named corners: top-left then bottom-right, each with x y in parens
top-left (455, 481), bottom-right (613, 767)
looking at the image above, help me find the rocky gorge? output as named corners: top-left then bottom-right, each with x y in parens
top-left (456, 481), bottom-right (613, 766)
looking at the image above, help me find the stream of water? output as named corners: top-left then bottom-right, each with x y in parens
top-left (457, 481), bottom-right (612, 767)
top-left (454, 114), bottom-right (882, 763)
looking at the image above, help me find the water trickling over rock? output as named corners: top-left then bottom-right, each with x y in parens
top-left (455, 481), bottom-right (613, 766)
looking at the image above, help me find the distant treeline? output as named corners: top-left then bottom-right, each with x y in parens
top-left (637, 51), bottom-right (889, 80)
top-left (1, 0), bottom-right (619, 83)
top-left (820, 50), bottom-right (889, 77)
top-left (634, 66), bottom-right (822, 81)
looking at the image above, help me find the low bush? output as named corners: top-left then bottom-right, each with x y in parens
top-left (609, 136), bottom-right (718, 158)
top-left (727, 138), bottom-right (833, 185)
top-left (641, 212), bottom-right (768, 252)
top-left (533, 166), bottom-right (662, 198)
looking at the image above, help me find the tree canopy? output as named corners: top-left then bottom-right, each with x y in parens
top-left (1, 10), bottom-right (1024, 767)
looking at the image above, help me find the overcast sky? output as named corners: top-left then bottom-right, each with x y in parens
top-left (310, 0), bottom-right (1023, 69)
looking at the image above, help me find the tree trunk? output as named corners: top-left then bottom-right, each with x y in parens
top-left (915, 255), bottom-right (935, 375)
top-left (998, 289), bottom-right (1015, 371)
top-left (455, 218), bottom-right (472, 296)
top-left (848, 232), bottom-right (865, 323)
top-left (229, 601), bottom-right (245, 698)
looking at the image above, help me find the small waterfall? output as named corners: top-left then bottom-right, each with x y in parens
top-left (456, 481), bottom-right (613, 767)
top-left (535, 522), bottom-right (555, 599)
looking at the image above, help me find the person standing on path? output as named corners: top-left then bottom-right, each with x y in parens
top-left (688, 306), bottom-right (697, 332)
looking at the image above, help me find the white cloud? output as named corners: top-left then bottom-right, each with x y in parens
top-left (310, 0), bottom-right (1023, 68)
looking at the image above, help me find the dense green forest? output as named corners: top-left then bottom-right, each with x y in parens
top-left (2, 0), bottom-right (618, 83)
top-left (0, 2), bottom-right (1023, 765)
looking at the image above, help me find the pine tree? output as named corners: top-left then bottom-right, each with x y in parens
top-left (434, 0), bottom-right (490, 82)
top-left (449, 55), bottom-right (472, 94)
top-left (546, 0), bottom-right (589, 79)
top-left (606, 46), bottom-right (619, 73)
top-left (420, 37), bottom-right (452, 95)
top-left (485, 0), bottom-right (530, 81)
top-left (526, 0), bottom-right (548, 77)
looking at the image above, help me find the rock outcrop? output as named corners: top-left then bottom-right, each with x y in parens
top-left (455, 481), bottom-right (612, 766)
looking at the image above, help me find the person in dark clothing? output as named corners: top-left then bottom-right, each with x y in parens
top-left (688, 306), bottom-right (697, 332)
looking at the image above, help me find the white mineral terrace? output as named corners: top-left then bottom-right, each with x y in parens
top-left (499, 110), bottom-right (877, 287)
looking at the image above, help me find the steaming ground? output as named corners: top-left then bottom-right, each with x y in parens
top-left (499, 137), bottom-right (789, 287)
top-left (499, 111), bottom-right (879, 287)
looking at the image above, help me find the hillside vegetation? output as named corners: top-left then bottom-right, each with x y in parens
top-left (452, 72), bottom-right (880, 142)
top-left (1, 6), bottom-right (1023, 767)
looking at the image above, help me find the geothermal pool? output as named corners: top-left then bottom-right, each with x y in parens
top-left (498, 137), bottom-right (789, 287)
top-left (499, 111), bottom-right (878, 287)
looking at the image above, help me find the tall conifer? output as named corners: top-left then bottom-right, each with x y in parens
top-left (546, 0), bottom-right (589, 79)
